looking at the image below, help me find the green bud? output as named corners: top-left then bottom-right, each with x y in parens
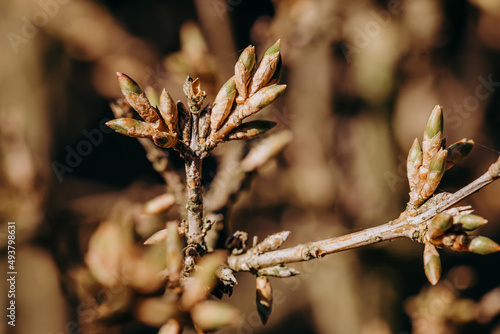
top-left (116, 72), bottom-right (142, 94)
top-left (408, 138), bottom-right (423, 165)
top-left (468, 236), bottom-right (500, 255)
top-left (264, 39), bottom-right (281, 56)
top-left (428, 148), bottom-right (447, 174)
top-left (425, 105), bottom-right (443, 139)
top-left (446, 139), bottom-right (474, 170)
top-left (423, 243), bottom-right (441, 285)
top-left (428, 213), bottom-right (453, 239)
top-left (227, 120), bottom-right (276, 141)
top-left (455, 214), bottom-right (487, 232)
top-left (106, 118), bottom-right (154, 138)
top-left (216, 76), bottom-right (237, 101)
top-left (238, 45), bottom-right (256, 72)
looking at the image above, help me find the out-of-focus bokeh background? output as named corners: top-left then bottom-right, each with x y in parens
top-left (1, 0), bottom-right (500, 333)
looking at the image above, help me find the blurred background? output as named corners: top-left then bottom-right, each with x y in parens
top-left (1, 0), bottom-right (500, 333)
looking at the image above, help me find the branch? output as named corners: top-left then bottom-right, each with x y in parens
top-left (228, 156), bottom-right (500, 272)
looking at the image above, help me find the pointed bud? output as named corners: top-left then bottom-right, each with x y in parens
top-left (468, 236), bottom-right (500, 255)
top-left (258, 265), bottom-right (300, 277)
top-left (191, 301), bottom-right (241, 331)
top-left (248, 40), bottom-right (281, 96)
top-left (117, 73), bottom-right (160, 123)
top-left (144, 228), bottom-right (168, 245)
top-left (256, 231), bottom-right (291, 253)
top-left (425, 105), bottom-right (443, 140)
top-left (165, 221), bottom-right (184, 282)
top-left (106, 118), bottom-right (155, 138)
top-left (416, 148), bottom-right (447, 205)
top-left (235, 46), bottom-right (256, 103)
top-left (256, 276), bottom-right (273, 325)
top-left (428, 213), bottom-right (453, 239)
top-left (143, 193), bottom-right (176, 215)
top-left (227, 120), bottom-right (276, 141)
top-left (446, 139), bottom-right (474, 170)
top-left (211, 76), bottom-right (237, 132)
top-left (240, 84), bottom-right (287, 119)
top-left (117, 72), bottom-right (142, 94)
top-left (428, 148), bottom-right (447, 175)
top-left (158, 90), bottom-right (178, 134)
top-left (421, 105), bottom-right (444, 175)
top-left (423, 243), bottom-right (441, 285)
top-left (455, 214), bottom-right (487, 232)
top-left (407, 138), bottom-right (423, 192)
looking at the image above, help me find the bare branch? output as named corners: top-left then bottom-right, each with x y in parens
top-left (228, 157), bottom-right (500, 272)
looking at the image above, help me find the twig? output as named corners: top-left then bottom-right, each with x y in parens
top-left (228, 157), bottom-right (500, 272)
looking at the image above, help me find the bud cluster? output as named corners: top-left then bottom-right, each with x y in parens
top-left (422, 212), bottom-right (499, 285)
top-left (407, 105), bottom-right (474, 209)
top-left (106, 40), bottom-right (285, 156)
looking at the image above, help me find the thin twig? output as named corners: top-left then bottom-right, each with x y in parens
top-left (228, 157), bottom-right (500, 272)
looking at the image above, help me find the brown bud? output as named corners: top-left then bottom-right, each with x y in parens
top-left (256, 276), bottom-right (273, 325)
top-left (234, 45), bottom-right (256, 103)
top-left (248, 40), bottom-right (281, 96)
top-left (158, 89), bottom-right (178, 134)
top-left (106, 118), bottom-right (155, 138)
top-left (226, 120), bottom-right (276, 141)
top-left (446, 139), bottom-right (474, 170)
top-left (211, 76), bottom-right (237, 132)
top-left (177, 101), bottom-right (191, 143)
top-left (117, 72), bottom-right (160, 124)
